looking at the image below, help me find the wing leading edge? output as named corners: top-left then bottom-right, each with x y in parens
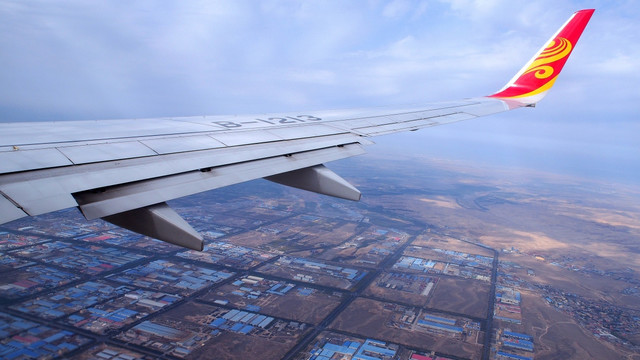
top-left (0, 9), bottom-right (594, 250)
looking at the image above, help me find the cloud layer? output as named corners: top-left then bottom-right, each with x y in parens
top-left (1, 0), bottom-right (638, 182)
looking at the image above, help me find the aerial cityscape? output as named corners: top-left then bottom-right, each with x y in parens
top-left (1, 1), bottom-right (639, 359)
top-left (1, 154), bottom-right (639, 359)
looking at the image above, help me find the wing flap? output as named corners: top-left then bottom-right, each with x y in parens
top-left (74, 142), bottom-right (365, 219)
top-left (0, 134), bottom-right (366, 217)
top-left (0, 148), bottom-right (73, 173)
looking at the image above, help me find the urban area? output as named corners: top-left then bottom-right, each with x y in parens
top-left (1, 179), bottom-right (638, 360)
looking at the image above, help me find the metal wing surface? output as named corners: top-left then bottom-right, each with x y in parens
top-left (0, 9), bottom-right (594, 250)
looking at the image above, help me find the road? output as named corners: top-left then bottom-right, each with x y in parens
top-left (1, 210), bottom-right (500, 359)
top-left (280, 231), bottom-right (418, 360)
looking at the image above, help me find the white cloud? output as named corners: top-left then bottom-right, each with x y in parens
top-left (0, 1), bottom-right (637, 181)
top-left (595, 53), bottom-right (637, 74)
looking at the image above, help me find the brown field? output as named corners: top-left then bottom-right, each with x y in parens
top-left (315, 236), bottom-right (402, 268)
top-left (418, 196), bottom-right (461, 209)
top-left (313, 227), bottom-right (408, 267)
top-left (71, 344), bottom-right (148, 360)
top-left (501, 252), bottom-right (640, 310)
top-left (470, 195), bottom-right (640, 274)
top-left (402, 245), bottom-right (447, 262)
top-left (359, 166), bottom-right (640, 273)
top-left (413, 233), bottom-right (494, 257)
top-left (316, 244), bottom-right (385, 267)
top-left (256, 262), bottom-right (362, 290)
top-left (426, 277), bottom-right (489, 319)
top-left (201, 213), bottom-right (266, 229)
top-left (330, 298), bottom-right (483, 359)
top-left (224, 222), bottom-right (358, 252)
top-left (364, 273), bottom-right (438, 307)
top-left (229, 207), bottom-right (293, 223)
top-left (188, 331), bottom-right (300, 360)
top-left (199, 286), bottom-right (342, 324)
top-left (156, 301), bottom-right (308, 360)
top-left (512, 291), bottom-right (632, 360)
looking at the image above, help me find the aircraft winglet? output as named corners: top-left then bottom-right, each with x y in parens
top-left (489, 9), bottom-right (594, 105)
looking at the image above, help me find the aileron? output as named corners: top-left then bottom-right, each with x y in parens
top-left (0, 148), bottom-right (73, 173)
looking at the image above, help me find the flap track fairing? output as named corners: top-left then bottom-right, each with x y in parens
top-left (265, 164), bottom-right (361, 201)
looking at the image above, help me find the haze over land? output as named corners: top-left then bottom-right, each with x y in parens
top-left (2, 154), bottom-right (640, 359)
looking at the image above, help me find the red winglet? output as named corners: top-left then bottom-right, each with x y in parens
top-left (489, 9), bottom-right (594, 104)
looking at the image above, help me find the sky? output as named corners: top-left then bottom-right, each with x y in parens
top-left (0, 0), bottom-right (638, 184)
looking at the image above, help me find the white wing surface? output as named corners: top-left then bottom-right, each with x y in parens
top-left (0, 10), bottom-right (594, 250)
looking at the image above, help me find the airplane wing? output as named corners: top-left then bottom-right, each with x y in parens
top-left (0, 9), bottom-right (594, 251)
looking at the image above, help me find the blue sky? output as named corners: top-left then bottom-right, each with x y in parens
top-left (1, 0), bottom-right (638, 183)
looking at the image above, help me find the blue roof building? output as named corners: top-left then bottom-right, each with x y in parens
top-left (503, 340), bottom-right (534, 352)
top-left (417, 320), bottom-right (463, 334)
top-left (503, 331), bottom-right (533, 341)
